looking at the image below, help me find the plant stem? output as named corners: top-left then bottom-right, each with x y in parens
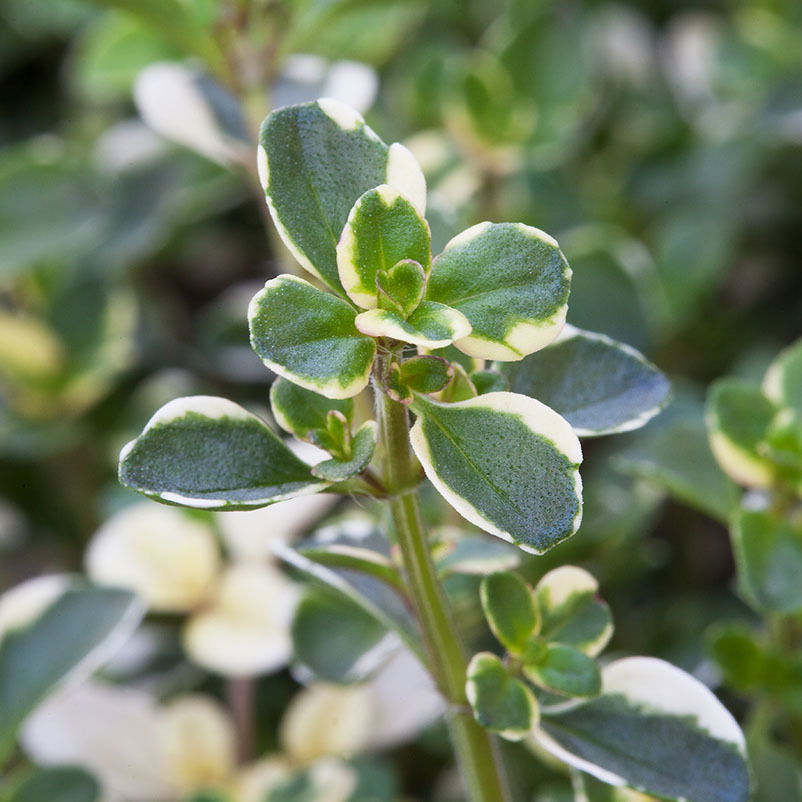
top-left (227, 676), bottom-right (256, 764)
top-left (375, 376), bottom-right (511, 802)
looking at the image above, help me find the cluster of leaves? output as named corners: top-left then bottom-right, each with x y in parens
top-left (467, 567), bottom-right (749, 802)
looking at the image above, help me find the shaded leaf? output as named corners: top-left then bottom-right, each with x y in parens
top-left (501, 327), bottom-right (670, 436)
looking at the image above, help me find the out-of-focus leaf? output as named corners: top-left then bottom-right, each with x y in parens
top-left (291, 588), bottom-right (389, 684)
top-left (0, 585), bottom-right (142, 761)
top-left (8, 766), bottom-right (101, 802)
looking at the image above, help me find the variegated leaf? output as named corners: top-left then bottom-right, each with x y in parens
top-left (259, 100), bottom-right (425, 292)
top-left (409, 392), bottom-right (583, 554)
top-left (249, 275), bottom-right (376, 399)
top-left (426, 222), bottom-right (571, 361)
top-left (119, 396), bottom-right (327, 510)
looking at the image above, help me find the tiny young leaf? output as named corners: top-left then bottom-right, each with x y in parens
top-left (437, 363), bottom-right (478, 403)
top-left (310, 410), bottom-right (352, 458)
top-left (427, 222), bottom-right (570, 360)
top-left (399, 356), bottom-right (452, 394)
top-left (470, 369), bottom-right (509, 395)
top-left (410, 392), bottom-right (583, 554)
top-left (270, 378), bottom-right (354, 441)
top-left (337, 185), bottom-right (431, 309)
top-left (259, 100), bottom-right (425, 292)
top-left (500, 326), bottom-right (671, 436)
top-left (480, 572), bottom-right (538, 655)
top-left (312, 421), bottom-right (378, 482)
top-left (249, 275), bottom-right (376, 400)
top-left (534, 566), bottom-right (612, 657)
top-left (120, 396), bottom-right (327, 509)
top-left (376, 259), bottom-right (426, 318)
top-left (523, 643), bottom-right (601, 697)
top-left (466, 652), bottom-right (539, 741)
top-left (355, 301), bottom-right (471, 349)
top-left (707, 378), bottom-right (777, 488)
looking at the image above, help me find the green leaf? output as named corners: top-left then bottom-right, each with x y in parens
top-left (8, 766), bottom-right (101, 802)
top-left (613, 410), bottom-right (739, 524)
top-left (312, 420), bottom-right (378, 481)
top-left (426, 222), bottom-right (571, 361)
top-left (270, 377), bottom-right (354, 441)
top-left (500, 327), bottom-right (670, 436)
top-left (732, 505), bottom-right (802, 614)
top-left (249, 275), bottom-right (377, 399)
top-left (376, 259), bottom-right (427, 318)
top-left (435, 533), bottom-right (521, 577)
top-left (355, 301), bottom-right (471, 349)
top-left (707, 623), bottom-right (777, 694)
top-left (480, 572), bottom-right (538, 655)
top-left (119, 396), bottom-right (327, 510)
top-left (535, 657), bottom-right (749, 802)
top-left (393, 355), bottom-right (452, 398)
top-left (291, 588), bottom-right (388, 684)
top-left (274, 521), bottom-right (420, 656)
top-left (0, 585), bottom-right (142, 761)
top-left (764, 337), bottom-right (802, 417)
top-left (337, 186), bottom-right (431, 309)
top-left (259, 100), bottom-right (425, 292)
top-left (437, 363), bottom-right (478, 403)
top-left (409, 392), bottom-right (583, 554)
top-left (470, 369), bottom-right (509, 395)
top-left (534, 566), bottom-right (612, 658)
top-left (707, 378), bottom-right (777, 488)
top-left (466, 652), bottom-right (538, 741)
top-left (524, 643), bottom-right (601, 698)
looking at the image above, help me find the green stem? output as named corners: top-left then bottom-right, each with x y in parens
top-left (375, 376), bottom-right (511, 802)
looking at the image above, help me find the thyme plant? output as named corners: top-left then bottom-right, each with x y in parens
top-left (119, 100), bottom-right (750, 802)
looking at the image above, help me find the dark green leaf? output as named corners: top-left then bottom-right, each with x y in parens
top-left (732, 506), bottom-right (802, 614)
top-left (427, 222), bottom-right (570, 361)
top-left (8, 766), bottom-right (100, 802)
top-left (0, 585), bottom-right (142, 761)
top-left (500, 327), bottom-right (670, 436)
top-left (292, 588), bottom-right (388, 684)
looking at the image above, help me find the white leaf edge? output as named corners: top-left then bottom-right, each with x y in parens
top-left (532, 656), bottom-right (747, 788)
